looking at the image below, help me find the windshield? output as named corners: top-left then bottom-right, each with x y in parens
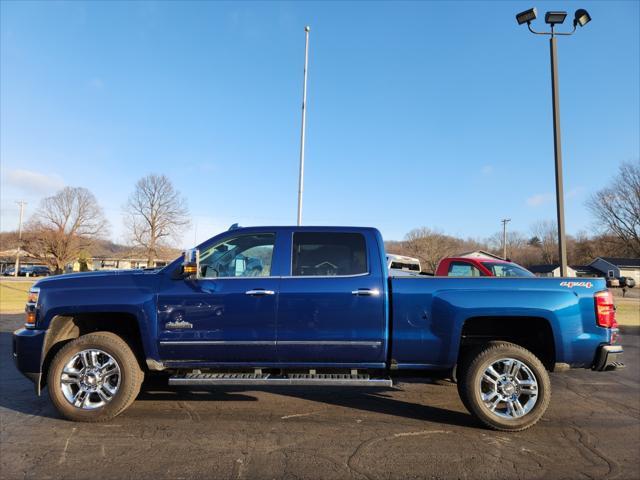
top-left (481, 262), bottom-right (534, 278)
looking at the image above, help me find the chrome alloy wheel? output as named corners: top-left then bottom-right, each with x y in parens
top-left (480, 357), bottom-right (538, 419)
top-left (60, 349), bottom-right (121, 410)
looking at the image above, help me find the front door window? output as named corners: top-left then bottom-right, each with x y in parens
top-left (199, 234), bottom-right (275, 278)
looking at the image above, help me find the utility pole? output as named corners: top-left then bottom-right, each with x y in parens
top-left (501, 218), bottom-right (511, 260)
top-left (14, 201), bottom-right (26, 277)
top-left (296, 26), bottom-right (311, 226)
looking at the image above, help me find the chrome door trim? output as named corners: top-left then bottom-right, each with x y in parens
top-left (160, 340), bottom-right (276, 346)
top-left (281, 272), bottom-right (371, 279)
top-left (160, 340), bottom-right (382, 347)
top-left (277, 340), bottom-right (382, 347)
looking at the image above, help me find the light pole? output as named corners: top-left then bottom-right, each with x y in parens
top-left (501, 218), bottom-right (511, 260)
top-left (515, 8), bottom-right (591, 276)
top-left (14, 200), bottom-right (26, 277)
top-left (297, 26), bottom-right (311, 226)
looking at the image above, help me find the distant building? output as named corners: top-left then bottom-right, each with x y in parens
top-left (457, 250), bottom-right (504, 260)
top-left (0, 248), bottom-right (40, 273)
top-left (1, 246), bottom-right (178, 274)
top-left (590, 257), bottom-right (640, 284)
top-left (67, 256), bottom-right (172, 272)
top-left (528, 264), bottom-right (577, 278)
top-left (571, 265), bottom-right (603, 278)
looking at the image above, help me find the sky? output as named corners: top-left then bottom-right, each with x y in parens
top-left (1, 1), bottom-right (639, 247)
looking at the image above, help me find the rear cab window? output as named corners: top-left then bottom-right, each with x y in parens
top-left (292, 232), bottom-right (368, 276)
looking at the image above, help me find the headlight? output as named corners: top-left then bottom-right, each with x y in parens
top-left (25, 287), bottom-right (39, 328)
top-left (27, 288), bottom-right (40, 304)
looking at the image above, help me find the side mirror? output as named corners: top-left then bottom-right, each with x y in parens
top-left (182, 248), bottom-right (200, 279)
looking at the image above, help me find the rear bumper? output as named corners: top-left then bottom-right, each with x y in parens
top-left (592, 344), bottom-right (624, 371)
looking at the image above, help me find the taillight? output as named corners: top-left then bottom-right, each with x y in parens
top-left (595, 290), bottom-right (617, 328)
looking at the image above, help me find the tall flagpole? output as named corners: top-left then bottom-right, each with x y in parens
top-left (14, 200), bottom-right (26, 277)
top-left (297, 26), bottom-right (310, 226)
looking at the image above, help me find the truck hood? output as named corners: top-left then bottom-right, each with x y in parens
top-left (33, 269), bottom-right (159, 288)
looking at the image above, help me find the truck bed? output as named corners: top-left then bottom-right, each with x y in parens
top-left (389, 276), bottom-right (610, 370)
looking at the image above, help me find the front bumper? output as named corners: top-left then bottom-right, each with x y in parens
top-left (592, 344), bottom-right (624, 371)
top-left (12, 328), bottom-right (46, 389)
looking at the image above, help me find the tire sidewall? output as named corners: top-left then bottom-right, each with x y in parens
top-left (464, 344), bottom-right (550, 431)
top-left (47, 333), bottom-right (139, 422)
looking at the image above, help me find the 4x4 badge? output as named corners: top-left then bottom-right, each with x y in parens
top-left (560, 281), bottom-right (593, 288)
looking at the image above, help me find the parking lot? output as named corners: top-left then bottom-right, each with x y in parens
top-left (1, 312), bottom-right (639, 480)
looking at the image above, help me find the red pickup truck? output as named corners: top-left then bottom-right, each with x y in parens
top-left (435, 256), bottom-right (534, 277)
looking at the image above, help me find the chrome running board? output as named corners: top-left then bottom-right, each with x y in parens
top-left (169, 372), bottom-right (393, 387)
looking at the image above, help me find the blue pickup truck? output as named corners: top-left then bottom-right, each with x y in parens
top-left (13, 226), bottom-right (623, 431)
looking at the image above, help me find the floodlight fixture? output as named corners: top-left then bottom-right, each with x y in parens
top-left (574, 9), bottom-right (591, 27)
top-left (545, 11), bottom-right (567, 26)
top-left (516, 8), bottom-right (537, 25)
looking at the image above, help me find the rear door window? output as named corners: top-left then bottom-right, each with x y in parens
top-left (448, 261), bottom-right (482, 277)
top-left (292, 232), bottom-right (368, 276)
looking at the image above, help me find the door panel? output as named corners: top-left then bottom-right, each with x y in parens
top-left (277, 276), bottom-right (386, 363)
top-left (157, 232), bottom-right (279, 363)
top-left (276, 231), bottom-right (387, 364)
top-left (157, 278), bottom-right (278, 362)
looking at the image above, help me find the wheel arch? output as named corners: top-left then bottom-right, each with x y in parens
top-left (39, 312), bottom-right (147, 393)
top-left (458, 316), bottom-right (556, 371)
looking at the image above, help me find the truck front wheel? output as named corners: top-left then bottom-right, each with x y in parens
top-left (458, 341), bottom-right (551, 432)
top-left (47, 332), bottom-right (144, 422)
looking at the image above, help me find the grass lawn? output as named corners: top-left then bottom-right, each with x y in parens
top-left (0, 280), bottom-right (35, 313)
top-left (615, 297), bottom-right (640, 327)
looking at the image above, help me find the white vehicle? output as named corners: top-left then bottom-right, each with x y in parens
top-left (386, 254), bottom-right (421, 276)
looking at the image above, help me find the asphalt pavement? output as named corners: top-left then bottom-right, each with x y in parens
top-left (1, 313), bottom-right (638, 480)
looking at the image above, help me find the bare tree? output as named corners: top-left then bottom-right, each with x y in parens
top-left (24, 187), bottom-right (108, 273)
top-left (486, 230), bottom-right (528, 258)
top-left (403, 227), bottom-right (462, 273)
top-left (530, 220), bottom-right (558, 264)
top-left (125, 174), bottom-right (190, 266)
top-left (588, 161), bottom-right (640, 256)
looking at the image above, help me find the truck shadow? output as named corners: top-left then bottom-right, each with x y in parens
top-left (1, 324), bottom-right (476, 428)
top-left (137, 383), bottom-right (478, 429)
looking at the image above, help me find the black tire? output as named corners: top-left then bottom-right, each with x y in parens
top-left (47, 332), bottom-right (144, 422)
top-left (458, 341), bottom-right (551, 432)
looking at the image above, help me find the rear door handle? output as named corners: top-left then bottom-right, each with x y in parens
top-left (351, 288), bottom-right (380, 296)
top-left (245, 289), bottom-right (275, 296)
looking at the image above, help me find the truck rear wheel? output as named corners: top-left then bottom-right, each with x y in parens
top-left (458, 341), bottom-right (551, 432)
top-left (47, 332), bottom-right (144, 422)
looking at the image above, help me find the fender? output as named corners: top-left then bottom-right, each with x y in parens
top-left (437, 287), bottom-right (594, 367)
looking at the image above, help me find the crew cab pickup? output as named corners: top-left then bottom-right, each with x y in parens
top-left (13, 226), bottom-right (623, 431)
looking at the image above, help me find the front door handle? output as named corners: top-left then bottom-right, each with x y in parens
top-left (351, 288), bottom-right (380, 296)
top-left (245, 289), bottom-right (275, 296)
